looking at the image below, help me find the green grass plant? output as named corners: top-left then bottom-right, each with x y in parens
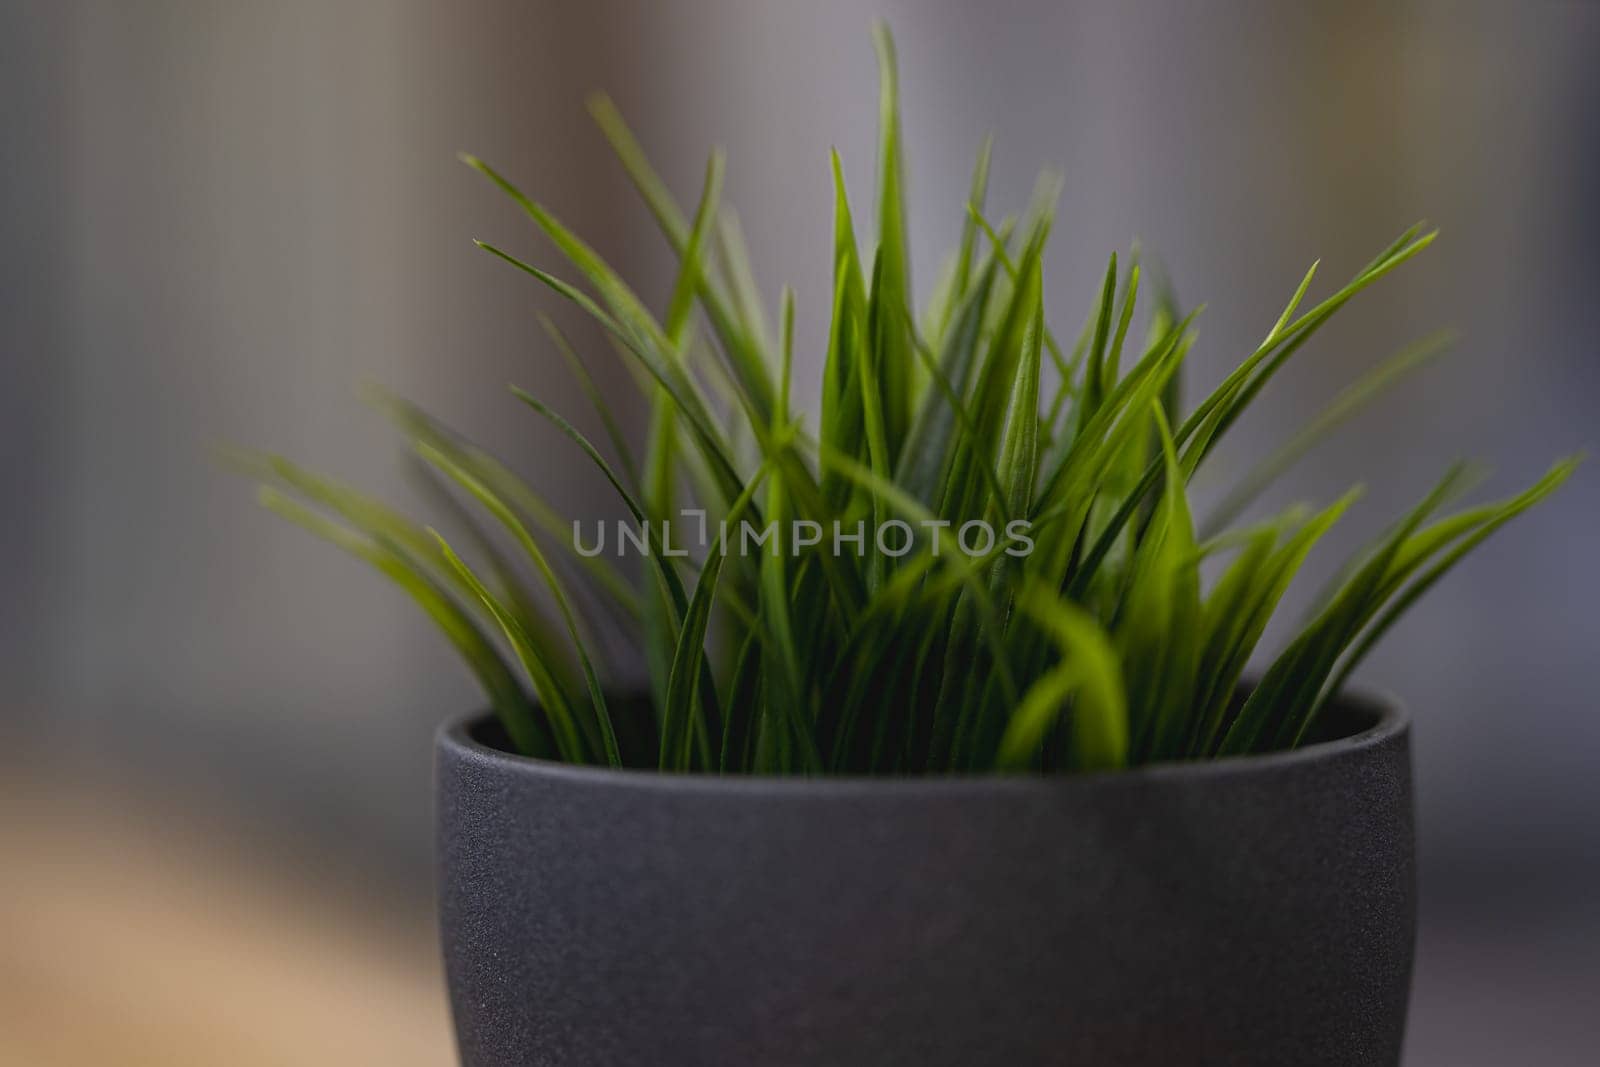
top-left (242, 24), bottom-right (1575, 775)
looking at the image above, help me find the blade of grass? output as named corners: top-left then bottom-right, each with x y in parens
top-left (869, 20), bottom-right (914, 459)
top-left (433, 531), bottom-right (596, 762)
top-left (1202, 331), bottom-right (1453, 537)
top-left (258, 487), bottom-right (554, 758)
top-left (419, 441), bottom-right (621, 767)
top-left (538, 314), bottom-right (642, 492)
top-left (1000, 584), bottom-right (1127, 771)
top-left (661, 463), bottom-right (771, 770)
top-left (1306, 456), bottom-right (1581, 738)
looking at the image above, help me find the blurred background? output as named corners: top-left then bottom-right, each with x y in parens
top-left (2, 0), bottom-right (1596, 1062)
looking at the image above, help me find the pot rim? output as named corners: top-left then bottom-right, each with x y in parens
top-left (438, 686), bottom-right (1407, 796)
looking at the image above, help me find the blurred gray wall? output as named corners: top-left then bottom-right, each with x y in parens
top-left (3, 1), bottom-right (1597, 1061)
top-left (3, 0), bottom-right (658, 863)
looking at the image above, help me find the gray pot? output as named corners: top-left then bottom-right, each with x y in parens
top-left (437, 691), bottom-right (1414, 1067)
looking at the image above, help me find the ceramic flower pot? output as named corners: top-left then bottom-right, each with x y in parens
top-left (436, 690), bottom-right (1413, 1067)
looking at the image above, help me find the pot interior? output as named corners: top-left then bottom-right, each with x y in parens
top-left (462, 686), bottom-right (1396, 768)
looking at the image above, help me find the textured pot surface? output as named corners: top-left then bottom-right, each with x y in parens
top-left (437, 693), bottom-right (1414, 1067)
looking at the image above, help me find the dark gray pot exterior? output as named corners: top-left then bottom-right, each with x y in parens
top-left (437, 692), bottom-right (1414, 1067)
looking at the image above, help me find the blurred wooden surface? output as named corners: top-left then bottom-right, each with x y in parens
top-left (0, 771), bottom-right (454, 1067)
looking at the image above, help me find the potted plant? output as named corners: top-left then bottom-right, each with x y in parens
top-left (243, 24), bottom-right (1573, 1067)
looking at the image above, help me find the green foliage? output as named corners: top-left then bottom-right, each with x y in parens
top-left (243, 24), bottom-right (1576, 775)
